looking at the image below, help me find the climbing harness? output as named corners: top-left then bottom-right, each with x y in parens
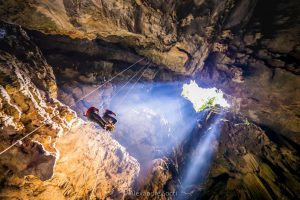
top-left (85, 63), bottom-right (158, 199)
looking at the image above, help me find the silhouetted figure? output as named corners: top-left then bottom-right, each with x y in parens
top-left (103, 109), bottom-right (117, 125)
top-left (85, 107), bottom-right (117, 131)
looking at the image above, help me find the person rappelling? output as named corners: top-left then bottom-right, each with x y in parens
top-left (102, 109), bottom-right (117, 125)
top-left (84, 106), bottom-right (117, 131)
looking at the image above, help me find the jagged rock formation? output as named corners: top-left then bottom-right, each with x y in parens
top-left (0, 22), bottom-right (76, 181)
top-left (0, 123), bottom-right (140, 200)
top-left (133, 110), bottom-right (300, 200)
top-left (0, 0), bottom-right (299, 200)
top-left (0, 0), bottom-right (259, 74)
top-left (0, 22), bottom-right (139, 199)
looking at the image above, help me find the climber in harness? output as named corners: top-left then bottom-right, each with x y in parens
top-left (84, 107), bottom-right (117, 131)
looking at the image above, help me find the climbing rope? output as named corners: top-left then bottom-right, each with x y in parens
top-left (110, 61), bottom-right (151, 100)
top-left (69, 62), bottom-right (152, 198)
top-left (87, 65), bottom-right (156, 198)
top-left (81, 63), bottom-right (151, 198)
top-left (73, 58), bottom-right (145, 106)
top-left (0, 58), bottom-right (145, 156)
top-left (114, 63), bottom-right (152, 110)
top-left (0, 124), bottom-right (47, 156)
top-left (75, 63), bottom-right (151, 199)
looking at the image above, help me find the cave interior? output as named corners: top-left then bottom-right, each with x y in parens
top-left (0, 0), bottom-right (299, 199)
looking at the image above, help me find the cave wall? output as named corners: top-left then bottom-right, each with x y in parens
top-left (0, 0), bottom-right (299, 199)
top-left (0, 0), bottom-right (254, 74)
top-left (1, 0), bottom-right (298, 144)
top-left (0, 22), bottom-right (76, 182)
top-left (0, 22), bottom-right (140, 200)
top-left (0, 123), bottom-right (140, 200)
top-left (132, 111), bottom-right (300, 200)
top-left (197, 0), bottom-right (300, 144)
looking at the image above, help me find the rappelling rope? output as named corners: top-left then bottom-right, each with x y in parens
top-left (114, 63), bottom-right (152, 110)
top-left (116, 63), bottom-right (151, 108)
top-left (69, 62), bottom-right (151, 199)
top-left (73, 58), bottom-right (145, 106)
top-left (0, 58), bottom-right (145, 156)
top-left (152, 67), bottom-right (161, 79)
top-left (110, 61), bottom-right (151, 100)
top-left (87, 63), bottom-right (152, 199)
top-left (0, 124), bottom-right (47, 156)
top-left (86, 63), bottom-right (151, 199)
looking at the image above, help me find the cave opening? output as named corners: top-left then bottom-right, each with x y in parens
top-left (0, 0), bottom-right (299, 198)
top-left (26, 30), bottom-right (233, 199)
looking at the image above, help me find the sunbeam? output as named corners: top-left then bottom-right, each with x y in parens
top-left (75, 79), bottom-right (229, 197)
top-left (178, 114), bottom-right (223, 199)
top-left (106, 82), bottom-right (199, 163)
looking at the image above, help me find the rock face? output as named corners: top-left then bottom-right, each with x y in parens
top-left (133, 110), bottom-right (300, 200)
top-left (0, 123), bottom-right (140, 200)
top-left (197, 0), bottom-right (300, 144)
top-left (204, 113), bottom-right (299, 200)
top-left (0, 22), bottom-right (139, 199)
top-left (0, 22), bottom-right (76, 181)
top-left (54, 124), bottom-right (139, 200)
top-left (0, 0), bottom-right (256, 74)
top-left (0, 0), bottom-right (299, 200)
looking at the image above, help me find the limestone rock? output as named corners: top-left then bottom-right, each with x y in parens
top-left (197, 0), bottom-right (300, 144)
top-left (0, 0), bottom-right (255, 74)
top-left (0, 1), bottom-right (299, 199)
top-left (129, 111), bottom-right (300, 200)
top-left (0, 21), bottom-right (76, 183)
top-left (0, 123), bottom-right (140, 199)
